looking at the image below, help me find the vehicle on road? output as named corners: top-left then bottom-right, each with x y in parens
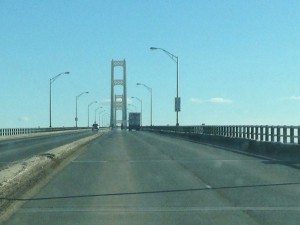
top-left (128, 112), bottom-right (141, 131)
top-left (92, 123), bottom-right (99, 131)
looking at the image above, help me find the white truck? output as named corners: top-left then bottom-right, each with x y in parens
top-left (128, 112), bottom-right (141, 131)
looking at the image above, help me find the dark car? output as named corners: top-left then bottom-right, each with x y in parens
top-left (92, 123), bottom-right (99, 131)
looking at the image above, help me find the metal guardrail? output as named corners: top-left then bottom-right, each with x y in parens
top-left (0, 127), bottom-right (88, 137)
top-left (143, 125), bottom-right (300, 145)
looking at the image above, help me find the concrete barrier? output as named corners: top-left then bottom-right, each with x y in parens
top-left (148, 130), bottom-right (300, 161)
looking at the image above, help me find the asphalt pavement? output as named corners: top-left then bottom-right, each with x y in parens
top-left (4, 130), bottom-right (300, 225)
top-left (0, 130), bottom-right (96, 169)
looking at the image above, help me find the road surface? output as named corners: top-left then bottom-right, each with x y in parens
top-left (0, 130), bottom-right (96, 169)
top-left (4, 130), bottom-right (300, 225)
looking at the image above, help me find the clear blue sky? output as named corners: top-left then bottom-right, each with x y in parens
top-left (1, 0), bottom-right (300, 128)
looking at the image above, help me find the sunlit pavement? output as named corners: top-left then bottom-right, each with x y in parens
top-left (4, 130), bottom-right (300, 225)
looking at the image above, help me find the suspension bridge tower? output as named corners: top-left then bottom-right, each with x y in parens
top-left (110, 59), bottom-right (127, 128)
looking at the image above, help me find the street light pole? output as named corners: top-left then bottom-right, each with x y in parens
top-left (88, 101), bottom-right (97, 127)
top-left (150, 47), bottom-right (180, 126)
top-left (102, 113), bottom-right (109, 127)
top-left (75, 91), bottom-right (89, 127)
top-left (98, 110), bottom-right (105, 126)
top-left (136, 83), bottom-right (152, 126)
top-left (131, 96), bottom-right (142, 126)
top-left (49, 71), bottom-right (70, 128)
top-left (94, 107), bottom-right (102, 124)
top-left (128, 104), bottom-right (137, 112)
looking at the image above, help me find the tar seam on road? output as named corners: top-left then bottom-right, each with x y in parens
top-left (1, 181), bottom-right (300, 201)
top-left (18, 206), bottom-right (300, 213)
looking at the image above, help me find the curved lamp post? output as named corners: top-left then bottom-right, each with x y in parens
top-left (102, 113), bottom-right (109, 127)
top-left (75, 91), bottom-right (89, 127)
top-left (131, 96), bottom-right (142, 126)
top-left (137, 83), bottom-right (152, 126)
top-left (88, 101), bottom-right (97, 127)
top-left (98, 110), bottom-right (105, 126)
top-left (150, 47), bottom-right (180, 126)
top-left (49, 71), bottom-right (69, 127)
top-left (94, 107), bottom-right (102, 124)
top-left (128, 104), bottom-right (137, 112)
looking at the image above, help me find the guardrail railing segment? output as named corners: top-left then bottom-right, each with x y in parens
top-left (143, 125), bottom-right (300, 145)
top-left (0, 127), bottom-right (88, 137)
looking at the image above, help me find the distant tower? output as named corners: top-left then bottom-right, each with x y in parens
top-left (110, 59), bottom-right (127, 128)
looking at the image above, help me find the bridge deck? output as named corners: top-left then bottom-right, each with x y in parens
top-left (4, 130), bottom-right (300, 225)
